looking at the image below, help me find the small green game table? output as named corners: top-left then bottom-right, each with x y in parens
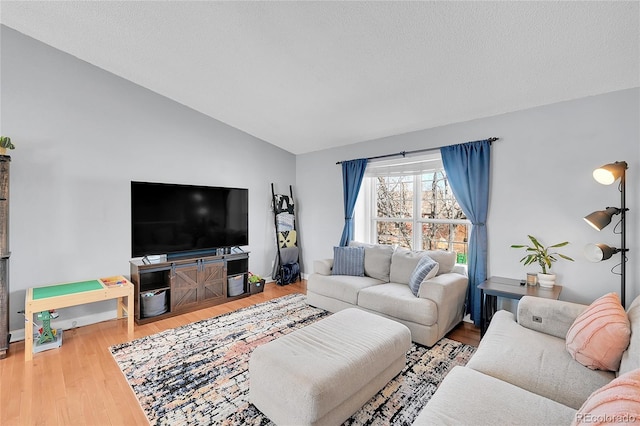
top-left (24, 276), bottom-right (134, 361)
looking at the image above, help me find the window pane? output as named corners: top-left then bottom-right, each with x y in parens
top-left (420, 222), bottom-right (469, 264)
top-left (421, 171), bottom-right (465, 220)
top-left (376, 221), bottom-right (413, 249)
top-left (376, 176), bottom-right (413, 219)
top-left (451, 223), bottom-right (469, 264)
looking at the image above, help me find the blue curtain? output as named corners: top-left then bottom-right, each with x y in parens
top-left (339, 158), bottom-right (368, 246)
top-left (441, 140), bottom-right (491, 326)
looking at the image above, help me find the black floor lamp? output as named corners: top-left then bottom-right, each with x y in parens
top-left (583, 161), bottom-right (629, 308)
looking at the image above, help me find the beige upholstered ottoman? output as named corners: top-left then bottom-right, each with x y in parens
top-left (249, 308), bottom-right (412, 425)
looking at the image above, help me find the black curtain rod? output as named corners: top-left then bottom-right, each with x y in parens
top-left (335, 137), bottom-right (499, 165)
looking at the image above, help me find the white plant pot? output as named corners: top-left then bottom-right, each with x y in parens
top-left (537, 273), bottom-right (556, 288)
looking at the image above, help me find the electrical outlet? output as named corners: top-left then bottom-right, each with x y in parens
top-left (532, 316), bottom-right (542, 323)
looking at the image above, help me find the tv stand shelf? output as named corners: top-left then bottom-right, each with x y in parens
top-left (130, 252), bottom-right (250, 324)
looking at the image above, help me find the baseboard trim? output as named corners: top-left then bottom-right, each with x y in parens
top-left (10, 310), bottom-right (118, 343)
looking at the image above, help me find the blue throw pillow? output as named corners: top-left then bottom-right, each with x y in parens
top-left (408, 255), bottom-right (439, 297)
top-left (332, 246), bottom-right (365, 276)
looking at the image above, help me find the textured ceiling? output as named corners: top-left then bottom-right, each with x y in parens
top-left (1, 1), bottom-right (638, 155)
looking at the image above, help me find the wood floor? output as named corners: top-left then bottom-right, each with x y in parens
top-left (0, 280), bottom-right (480, 426)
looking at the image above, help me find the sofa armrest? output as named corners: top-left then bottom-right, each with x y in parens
top-left (419, 273), bottom-right (469, 334)
top-left (313, 259), bottom-right (334, 276)
top-left (452, 264), bottom-right (468, 276)
top-left (517, 296), bottom-right (588, 339)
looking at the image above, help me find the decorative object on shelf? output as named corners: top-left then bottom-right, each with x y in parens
top-left (248, 272), bottom-right (265, 294)
top-left (271, 183), bottom-right (300, 285)
top-left (511, 235), bottom-right (574, 288)
top-left (0, 136), bottom-right (14, 155)
top-left (526, 272), bottom-right (538, 286)
top-left (0, 155), bottom-right (10, 358)
top-left (583, 161), bottom-right (629, 308)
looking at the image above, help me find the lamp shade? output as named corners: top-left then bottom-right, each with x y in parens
top-left (593, 161), bottom-right (627, 185)
top-left (584, 243), bottom-right (620, 262)
top-left (583, 207), bottom-right (620, 231)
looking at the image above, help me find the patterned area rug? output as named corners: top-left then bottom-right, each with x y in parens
top-left (110, 293), bottom-right (476, 425)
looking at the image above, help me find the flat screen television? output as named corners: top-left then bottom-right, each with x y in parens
top-left (131, 181), bottom-right (248, 258)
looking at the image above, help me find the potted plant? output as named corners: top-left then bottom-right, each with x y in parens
top-left (0, 136), bottom-right (14, 155)
top-left (248, 272), bottom-right (265, 294)
top-left (511, 235), bottom-right (574, 287)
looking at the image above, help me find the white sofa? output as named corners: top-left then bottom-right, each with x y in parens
top-left (306, 243), bottom-right (469, 347)
top-left (413, 294), bottom-right (640, 425)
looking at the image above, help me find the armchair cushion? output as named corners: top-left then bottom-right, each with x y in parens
top-left (566, 293), bottom-right (631, 372)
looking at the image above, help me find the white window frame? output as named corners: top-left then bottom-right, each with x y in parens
top-left (354, 153), bottom-right (471, 257)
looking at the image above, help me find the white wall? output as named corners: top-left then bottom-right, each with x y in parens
top-left (3, 24), bottom-right (638, 339)
top-left (1, 26), bottom-right (296, 335)
top-left (297, 88), bottom-right (639, 307)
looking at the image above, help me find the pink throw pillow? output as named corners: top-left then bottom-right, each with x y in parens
top-left (566, 293), bottom-right (631, 371)
top-left (572, 368), bottom-right (640, 425)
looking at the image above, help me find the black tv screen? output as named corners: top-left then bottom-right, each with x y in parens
top-left (131, 181), bottom-right (248, 258)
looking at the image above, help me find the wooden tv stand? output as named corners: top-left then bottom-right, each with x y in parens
top-left (129, 252), bottom-right (250, 324)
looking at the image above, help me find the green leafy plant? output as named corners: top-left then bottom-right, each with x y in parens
top-left (0, 136), bottom-right (14, 150)
top-left (511, 235), bottom-right (574, 274)
top-left (248, 272), bottom-right (262, 284)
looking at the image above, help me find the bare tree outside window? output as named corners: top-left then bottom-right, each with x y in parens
top-left (370, 168), bottom-right (469, 263)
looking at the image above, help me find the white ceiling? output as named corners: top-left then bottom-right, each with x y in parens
top-left (1, 1), bottom-right (638, 155)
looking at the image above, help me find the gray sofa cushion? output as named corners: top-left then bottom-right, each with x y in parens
top-left (413, 366), bottom-right (577, 426)
top-left (349, 241), bottom-right (395, 282)
top-left (390, 250), bottom-right (428, 284)
top-left (390, 248), bottom-right (456, 284)
top-left (467, 310), bottom-right (614, 410)
top-left (424, 250), bottom-right (457, 275)
top-left (306, 273), bottom-right (383, 305)
top-left (358, 283), bottom-right (438, 326)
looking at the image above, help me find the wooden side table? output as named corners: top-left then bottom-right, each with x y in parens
top-left (478, 276), bottom-right (562, 336)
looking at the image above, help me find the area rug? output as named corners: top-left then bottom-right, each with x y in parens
top-left (110, 293), bottom-right (476, 425)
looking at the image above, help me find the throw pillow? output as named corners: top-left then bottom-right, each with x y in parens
top-left (278, 230), bottom-right (297, 248)
top-left (332, 246), bottom-right (365, 277)
top-left (572, 368), bottom-right (640, 425)
top-left (566, 293), bottom-right (631, 371)
top-left (408, 255), bottom-right (439, 297)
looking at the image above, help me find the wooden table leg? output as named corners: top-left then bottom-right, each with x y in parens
top-left (24, 298), bottom-right (33, 362)
top-left (126, 290), bottom-right (134, 337)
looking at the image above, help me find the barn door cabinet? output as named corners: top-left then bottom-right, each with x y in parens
top-left (129, 252), bottom-right (249, 325)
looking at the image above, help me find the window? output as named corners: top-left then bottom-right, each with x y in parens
top-left (355, 153), bottom-right (470, 264)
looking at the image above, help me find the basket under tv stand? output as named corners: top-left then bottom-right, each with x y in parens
top-left (130, 251), bottom-right (250, 324)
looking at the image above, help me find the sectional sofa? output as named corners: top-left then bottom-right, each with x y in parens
top-left (306, 242), bottom-right (469, 347)
top-left (413, 293), bottom-right (640, 425)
